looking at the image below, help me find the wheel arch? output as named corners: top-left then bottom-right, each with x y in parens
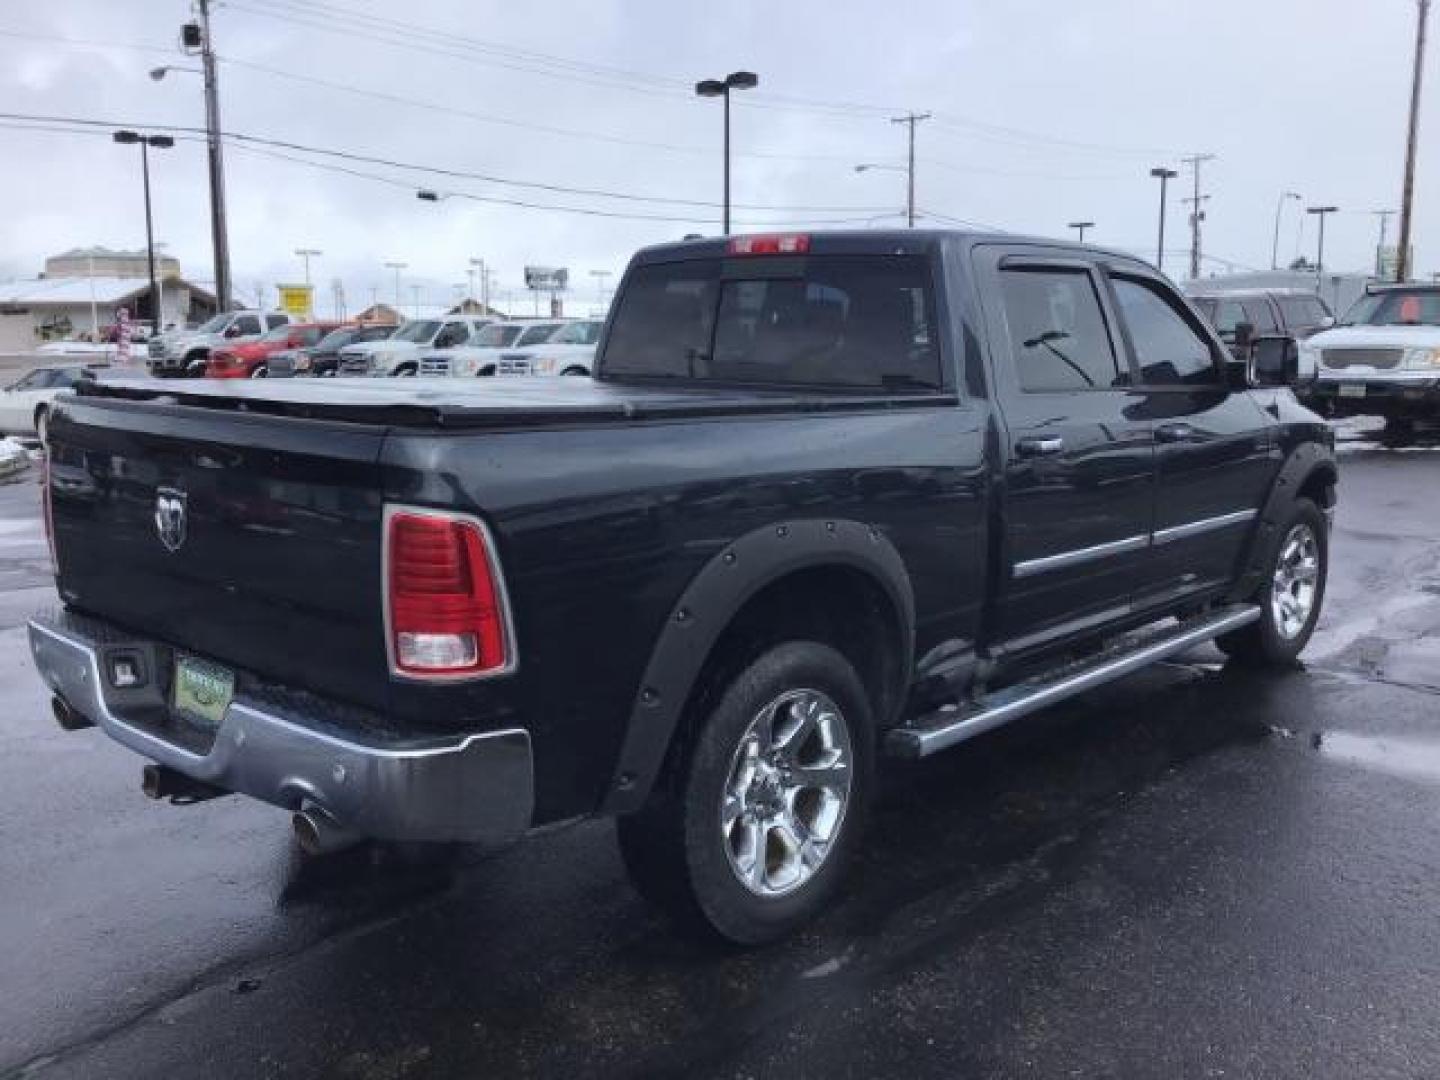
top-left (601, 518), bottom-right (915, 815)
top-left (1228, 440), bottom-right (1336, 602)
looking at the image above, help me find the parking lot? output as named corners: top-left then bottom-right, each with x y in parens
top-left (1, 422), bottom-right (1438, 1078)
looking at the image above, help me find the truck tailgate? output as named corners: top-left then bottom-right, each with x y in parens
top-left (47, 396), bottom-right (391, 710)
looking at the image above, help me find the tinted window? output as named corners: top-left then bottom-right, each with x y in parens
top-left (11, 371), bottom-right (44, 391)
top-left (516, 322), bottom-right (563, 347)
top-left (298, 327), bottom-right (326, 346)
top-left (603, 255), bottom-right (940, 390)
top-left (433, 322), bottom-right (471, 348)
top-left (1211, 299), bottom-right (1247, 337)
top-left (1243, 298), bottom-right (1278, 333)
top-left (266, 314), bottom-right (290, 329)
top-left (999, 268), bottom-right (1122, 392)
top-left (233, 315), bottom-right (261, 336)
top-left (1113, 277), bottom-right (1217, 386)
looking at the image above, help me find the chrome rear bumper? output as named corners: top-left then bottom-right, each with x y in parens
top-left (28, 613), bottom-right (534, 844)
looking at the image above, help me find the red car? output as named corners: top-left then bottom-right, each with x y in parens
top-left (206, 322), bottom-right (343, 378)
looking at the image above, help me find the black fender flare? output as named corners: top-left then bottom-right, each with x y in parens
top-left (1228, 441), bottom-right (1337, 602)
top-left (601, 518), bottom-right (915, 815)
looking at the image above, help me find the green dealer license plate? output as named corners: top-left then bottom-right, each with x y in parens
top-left (172, 656), bottom-right (235, 730)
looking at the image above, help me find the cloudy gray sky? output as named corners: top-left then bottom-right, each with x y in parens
top-left (1, 0), bottom-right (1433, 315)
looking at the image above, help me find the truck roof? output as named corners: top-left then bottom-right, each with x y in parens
top-left (630, 228), bottom-right (1149, 270)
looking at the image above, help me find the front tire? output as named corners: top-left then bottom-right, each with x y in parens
top-left (1217, 498), bottom-right (1327, 665)
top-left (617, 641), bottom-right (874, 944)
top-left (33, 405), bottom-right (48, 446)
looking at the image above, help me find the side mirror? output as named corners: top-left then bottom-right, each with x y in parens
top-left (1232, 321), bottom-right (1255, 349)
top-left (1251, 334), bottom-right (1299, 387)
top-left (224, 325), bottom-right (242, 338)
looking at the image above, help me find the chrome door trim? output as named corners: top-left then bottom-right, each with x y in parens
top-left (1013, 534), bottom-right (1149, 579)
top-left (1152, 509), bottom-right (1256, 546)
top-left (1013, 509), bottom-right (1257, 578)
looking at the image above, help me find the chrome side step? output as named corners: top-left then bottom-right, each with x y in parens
top-left (886, 604), bottom-right (1261, 759)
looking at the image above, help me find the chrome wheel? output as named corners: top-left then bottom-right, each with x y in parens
top-left (720, 688), bottom-right (853, 897)
top-left (1271, 523), bottom-right (1320, 639)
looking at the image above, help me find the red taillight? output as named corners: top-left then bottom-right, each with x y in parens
top-left (384, 508), bottom-right (512, 679)
top-left (726, 233), bottom-right (811, 256)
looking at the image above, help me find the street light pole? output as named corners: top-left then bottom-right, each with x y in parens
top-left (1150, 167), bottom-right (1178, 273)
top-left (1271, 191), bottom-right (1302, 270)
top-left (1397, 0), bottom-right (1430, 281)
top-left (695, 71), bottom-right (759, 234)
top-left (1307, 205), bottom-right (1339, 288)
top-left (469, 258), bottom-right (489, 314)
top-left (589, 269), bottom-right (613, 305)
top-left (384, 262), bottom-right (407, 311)
top-left (1372, 210), bottom-right (1397, 276)
top-left (294, 248), bottom-right (321, 317)
top-left (1068, 221), bottom-right (1095, 243)
top-left (113, 131), bottom-right (174, 332)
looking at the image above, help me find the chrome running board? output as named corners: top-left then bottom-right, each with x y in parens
top-left (886, 604), bottom-right (1261, 759)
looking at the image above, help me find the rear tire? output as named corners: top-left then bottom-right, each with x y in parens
top-left (561, 366), bottom-right (589, 376)
top-left (1217, 498), bottom-right (1327, 666)
top-left (617, 641), bottom-right (874, 945)
top-left (251, 365), bottom-right (268, 378)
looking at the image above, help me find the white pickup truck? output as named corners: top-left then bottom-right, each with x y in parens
top-left (1304, 284), bottom-right (1440, 441)
top-left (417, 320), bottom-right (566, 377)
top-left (336, 316), bottom-right (489, 376)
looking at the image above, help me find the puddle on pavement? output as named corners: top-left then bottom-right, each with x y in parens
top-left (1313, 731), bottom-right (1440, 784)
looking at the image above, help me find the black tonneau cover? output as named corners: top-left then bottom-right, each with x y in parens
top-left (76, 373), bottom-right (946, 430)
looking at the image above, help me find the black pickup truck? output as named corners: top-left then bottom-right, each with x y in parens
top-left (30, 230), bottom-right (1336, 943)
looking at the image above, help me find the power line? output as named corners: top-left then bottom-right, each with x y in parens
top-left (0, 110), bottom-right (892, 214)
top-left (0, 27), bottom-right (176, 55)
top-left (227, 141), bottom-right (915, 228)
top-left (217, 56), bottom-right (890, 166)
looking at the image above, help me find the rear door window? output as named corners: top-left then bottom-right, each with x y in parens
top-left (602, 255), bottom-right (941, 390)
top-left (998, 268), bottom-right (1123, 392)
top-left (233, 315), bottom-right (261, 336)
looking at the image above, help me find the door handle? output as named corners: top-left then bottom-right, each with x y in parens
top-left (1015, 435), bottom-right (1065, 458)
top-left (1155, 422), bottom-right (1197, 444)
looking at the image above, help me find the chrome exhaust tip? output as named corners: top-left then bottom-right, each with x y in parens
top-left (292, 802), bottom-right (360, 856)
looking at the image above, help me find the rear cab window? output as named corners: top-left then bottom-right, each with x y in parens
top-left (599, 253), bottom-right (943, 391)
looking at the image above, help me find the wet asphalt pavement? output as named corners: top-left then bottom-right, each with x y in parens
top-left (3, 424), bottom-right (1440, 1079)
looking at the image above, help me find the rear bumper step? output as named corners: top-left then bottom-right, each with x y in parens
top-left (887, 604), bottom-right (1261, 759)
top-left (28, 612), bottom-right (534, 844)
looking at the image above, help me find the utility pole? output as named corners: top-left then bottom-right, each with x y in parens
top-left (891, 113), bottom-right (931, 228)
top-left (1068, 221), bottom-right (1094, 243)
top-left (1397, 0), bottom-right (1430, 282)
top-left (1150, 167), bottom-right (1178, 273)
top-left (410, 283), bottom-right (422, 320)
top-left (1372, 210), bottom-right (1397, 276)
top-left (194, 0), bottom-right (232, 310)
top-left (294, 248), bottom-right (322, 317)
top-left (1181, 153), bottom-right (1215, 281)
